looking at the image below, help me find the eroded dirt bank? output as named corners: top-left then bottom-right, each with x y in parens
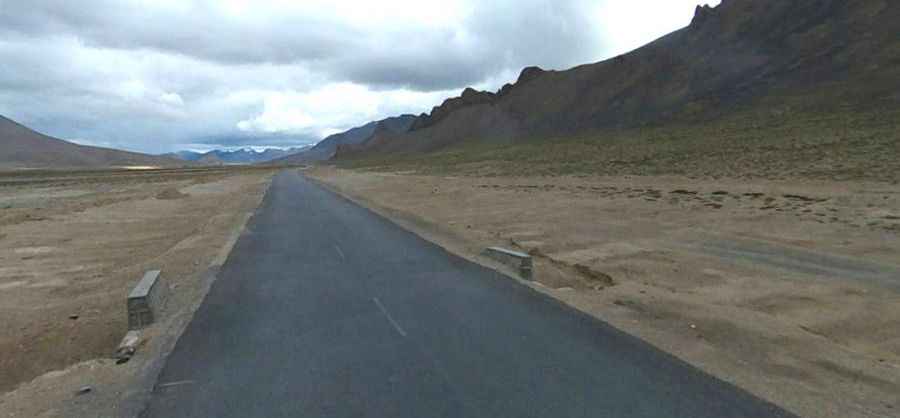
top-left (308, 166), bottom-right (900, 418)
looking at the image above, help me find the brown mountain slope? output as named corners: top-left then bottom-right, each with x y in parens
top-left (340, 0), bottom-right (900, 158)
top-left (270, 115), bottom-right (416, 165)
top-left (0, 115), bottom-right (180, 169)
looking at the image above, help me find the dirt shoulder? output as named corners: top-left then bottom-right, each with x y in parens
top-left (0, 168), bottom-right (275, 417)
top-left (308, 166), bottom-right (900, 418)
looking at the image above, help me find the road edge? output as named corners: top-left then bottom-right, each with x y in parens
top-left (304, 173), bottom-right (536, 285)
top-left (119, 175), bottom-right (276, 418)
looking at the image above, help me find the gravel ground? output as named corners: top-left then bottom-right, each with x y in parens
top-left (0, 168), bottom-right (274, 417)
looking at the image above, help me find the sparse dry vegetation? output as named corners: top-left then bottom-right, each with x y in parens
top-left (339, 107), bottom-right (900, 183)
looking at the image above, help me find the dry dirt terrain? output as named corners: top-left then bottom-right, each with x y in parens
top-left (0, 167), bottom-right (274, 417)
top-left (308, 166), bottom-right (900, 418)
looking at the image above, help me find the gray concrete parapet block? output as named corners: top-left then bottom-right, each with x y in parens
top-left (127, 270), bottom-right (167, 330)
top-left (483, 247), bottom-right (533, 280)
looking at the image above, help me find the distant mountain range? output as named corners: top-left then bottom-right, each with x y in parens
top-left (0, 115), bottom-right (181, 169)
top-left (164, 147), bottom-right (308, 165)
top-left (332, 0), bottom-right (900, 159)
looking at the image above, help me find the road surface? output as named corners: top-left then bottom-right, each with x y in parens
top-left (141, 170), bottom-right (794, 418)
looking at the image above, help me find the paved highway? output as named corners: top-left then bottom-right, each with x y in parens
top-left (141, 170), bottom-right (795, 418)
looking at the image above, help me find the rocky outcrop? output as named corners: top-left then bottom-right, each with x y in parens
top-left (410, 88), bottom-right (497, 131)
top-left (410, 66), bottom-right (549, 132)
top-left (516, 66), bottom-right (546, 85)
top-left (690, 4), bottom-right (716, 27)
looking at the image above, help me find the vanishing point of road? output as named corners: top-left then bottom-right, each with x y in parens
top-left (141, 170), bottom-right (795, 418)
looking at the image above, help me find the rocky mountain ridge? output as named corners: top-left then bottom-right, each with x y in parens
top-left (337, 0), bottom-right (899, 158)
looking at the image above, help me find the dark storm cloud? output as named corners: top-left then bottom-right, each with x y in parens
top-left (0, 0), bottom-right (604, 91)
top-left (322, 0), bottom-right (603, 90)
top-left (0, 0), bottom-right (348, 64)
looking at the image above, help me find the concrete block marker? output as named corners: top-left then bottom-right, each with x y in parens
top-left (483, 247), bottom-right (533, 280)
top-left (127, 270), bottom-right (167, 330)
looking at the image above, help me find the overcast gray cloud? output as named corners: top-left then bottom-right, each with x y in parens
top-left (1, 0), bottom-right (603, 90)
top-left (0, 0), bottom-right (714, 153)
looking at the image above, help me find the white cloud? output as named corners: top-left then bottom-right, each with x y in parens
top-left (236, 83), bottom-right (455, 138)
top-left (158, 92), bottom-right (184, 107)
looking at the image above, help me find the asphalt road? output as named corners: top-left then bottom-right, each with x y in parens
top-left (141, 170), bottom-right (795, 418)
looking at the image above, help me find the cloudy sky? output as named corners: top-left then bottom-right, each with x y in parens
top-left (0, 0), bottom-right (717, 153)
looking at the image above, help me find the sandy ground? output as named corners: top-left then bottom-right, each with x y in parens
top-left (0, 168), bottom-right (273, 417)
top-left (308, 166), bottom-right (900, 418)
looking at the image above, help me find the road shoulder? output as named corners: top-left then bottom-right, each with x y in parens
top-left (0, 170), bottom-right (275, 418)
